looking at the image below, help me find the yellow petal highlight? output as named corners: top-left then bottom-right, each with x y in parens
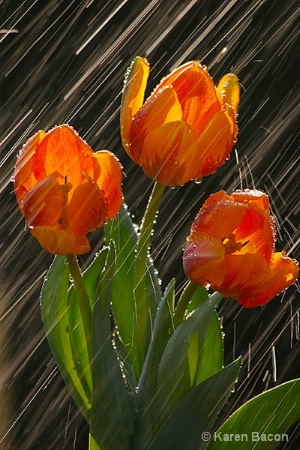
top-left (120, 57), bottom-right (150, 152)
top-left (217, 73), bottom-right (240, 113)
top-left (129, 86), bottom-right (182, 163)
top-left (141, 121), bottom-right (198, 186)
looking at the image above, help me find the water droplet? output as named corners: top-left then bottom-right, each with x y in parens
top-left (194, 178), bottom-right (203, 185)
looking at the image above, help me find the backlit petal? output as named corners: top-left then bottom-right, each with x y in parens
top-left (231, 189), bottom-right (270, 212)
top-left (196, 109), bottom-right (236, 177)
top-left (31, 227), bottom-right (91, 255)
top-left (230, 252), bottom-right (299, 307)
top-left (93, 150), bottom-right (123, 220)
top-left (234, 207), bottom-right (274, 262)
top-left (14, 130), bottom-right (46, 206)
top-left (34, 124), bottom-right (95, 190)
top-left (159, 62), bottom-right (220, 137)
top-left (217, 254), bottom-right (272, 302)
top-left (121, 57), bottom-right (150, 154)
top-left (268, 252), bottom-right (299, 294)
top-left (22, 174), bottom-right (64, 228)
top-left (216, 73), bottom-right (240, 113)
top-left (141, 121), bottom-right (198, 186)
top-left (190, 200), bottom-right (246, 238)
top-left (183, 232), bottom-right (227, 286)
top-left (129, 86), bottom-right (182, 162)
top-left (68, 180), bottom-right (107, 236)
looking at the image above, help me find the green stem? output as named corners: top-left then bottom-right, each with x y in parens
top-left (133, 181), bottom-right (165, 295)
top-left (135, 181), bottom-right (165, 268)
top-left (66, 254), bottom-right (92, 363)
top-left (133, 181), bottom-right (165, 372)
top-left (173, 281), bottom-right (198, 327)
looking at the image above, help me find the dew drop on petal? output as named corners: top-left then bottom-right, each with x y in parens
top-left (194, 178), bottom-right (203, 185)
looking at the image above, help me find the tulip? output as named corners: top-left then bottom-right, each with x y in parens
top-left (120, 56), bottom-right (239, 186)
top-left (183, 190), bottom-right (299, 307)
top-left (14, 124), bottom-right (123, 255)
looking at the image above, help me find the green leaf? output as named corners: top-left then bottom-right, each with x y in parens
top-left (67, 248), bottom-right (109, 405)
top-left (158, 292), bottom-right (223, 417)
top-left (145, 358), bottom-right (242, 450)
top-left (40, 256), bottom-right (91, 420)
top-left (89, 434), bottom-right (101, 450)
top-left (207, 378), bottom-right (300, 450)
top-left (137, 292), bottom-right (224, 447)
top-left (138, 279), bottom-right (176, 406)
top-left (187, 285), bottom-right (209, 313)
top-left (104, 204), bottom-right (162, 377)
top-left (89, 244), bottom-right (134, 450)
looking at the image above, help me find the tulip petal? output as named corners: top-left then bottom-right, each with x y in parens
top-left (263, 252), bottom-right (299, 298)
top-left (190, 200), bottom-right (246, 239)
top-left (196, 108), bottom-right (236, 177)
top-left (223, 252), bottom-right (299, 308)
top-left (158, 61), bottom-right (221, 137)
top-left (22, 174), bottom-right (64, 228)
top-left (121, 57), bottom-right (150, 154)
top-left (31, 227), bottom-right (91, 255)
top-left (14, 130), bottom-right (46, 205)
top-left (202, 191), bottom-right (227, 207)
top-left (234, 207), bottom-right (274, 262)
top-left (93, 151), bottom-right (123, 220)
top-left (141, 121), bottom-right (198, 186)
top-left (232, 189), bottom-right (270, 212)
top-left (129, 86), bottom-right (182, 162)
top-left (33, 124), bottom-right (96, 190)
top-left (68, 180), bottom-right (107, 236)
top-left (217, 73), bottom-right (240, 113)
top-left (183, 233), bottom-right (227, 286)
top-left (218, 254), bottom-right (273, 302)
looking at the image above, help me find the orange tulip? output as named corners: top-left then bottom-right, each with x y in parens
top-left (14, 124), bottom-right (123, 255)
top-left (183, 190), bottom-right (299, 307)
top-left (120, 56), bottom-right (239, 186)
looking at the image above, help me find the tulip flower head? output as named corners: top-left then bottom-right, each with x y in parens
top-left (120, 56), bottom-right (239, 186)
top-left (14, 124), bottom-right (123, 255)
top-left (183, 190), bottom-right (299, 307)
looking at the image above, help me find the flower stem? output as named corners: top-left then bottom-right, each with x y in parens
top-left (66, 254), bottom-right (92, 363)
top-left (173, 281), bottom-right (199, 327)
top-left (133, 181), bottom-right (165, 372)
top-left (136, 181), bottom-right (165, 265)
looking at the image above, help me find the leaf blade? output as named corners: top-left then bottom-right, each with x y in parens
top-left (145, 358), bottom-right (242, 450)
top-left (40, 256), bottom-right (91, 419)
top-left (207, 378), bottom-right (300, 450)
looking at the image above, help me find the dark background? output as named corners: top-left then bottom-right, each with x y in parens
top-left (0, 0), bottom-right (299, 449)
